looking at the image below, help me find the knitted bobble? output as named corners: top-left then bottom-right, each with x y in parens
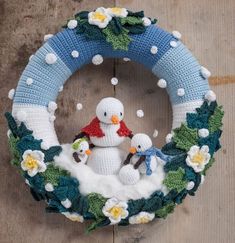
top-left (16, 110), bottom-right (27, 122)
top-left (59, 86), bottom-right (63, 92)
top-left (25, 179), bottom-right (30, 186)
top-left (136, 109), bottom-right (144, 118)
top-left (48, 101), bottom-right (58, 113)
top-left (200, 66), bottom-right (211, 79)
top-left (41, 141), bottom-right (49, 150)
top-left (150, 45), bottom-right (158, 54)
top-left (123, 57), bottom-right (130, 62)
top-left (170, 40), bottom-right (178, 48)
top-left (198, 128), bottom-right (209, 138)
top-left (7, 130), bottom-right (11, 138)
top-left (92, 54), bottom-right (103, 65)
top-left (157, 79), bottom-right (167, 88)
top-left (8, 89), bottom-right (15, 100)
top-left (61, 198), bottom-right (72, 208)
top-left (111, 77), bottom-right (118, 85)
top-left (186, 181), bottom-right (195, 190)
top-left (44, 34), bottom-right (53, 42)
top-left (71, 50), bottom-right (79, 58)
top-left (142, 17), bottom-right (151, 26)
top-left (205, 90), bottom-right (216, 102)
top-left (177, 88), bottom-right (185, 97)
top-left (26, 77), bottom-right (33, 85)
top-left (49, 115), bottom-right (56, 122)
top-left (67, 19), bottom-right (78, 29)
top-left (45, 183), bottom-right (54, 192)
top-left (172, 30), bottom-right (182, 39)
top-left (45, 53), bottom-right (57, 64)
top-left (76, 103), bottom-right (83, 111)
top-left (153, 129), bottom-right (159, 138)
top-left (165, 133), bottom-right (173, 143)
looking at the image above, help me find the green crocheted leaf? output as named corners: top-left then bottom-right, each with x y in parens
top-left (103, 26), bottom-right (131, 51)
top-left (75, 11), bottom-right (89, 19)
top-left (8, 134), bottom-right (21, 166)
top-left (128, 198), bottom-right (145, 216)
top-left (86, 218), bottom-right (110, 233)
top-left (124, 24), bottom-right (146, 34)
top-left (41, 164), bottom-right (68, 186)
top-left (164, 154), bottom-right (187, 173)
top-left (201, 158), bottom-right (215, 176)
top-left (121, 16), bottom-right (143, 25)
top-left (17, 135), bottom-right (42, 156)
top-left (87, 193), bottom-right (107, 219)
top-left (208, 106), bottom-right (224, 133)
top-left (161, 142), bottom-right (185, 156)
top-left (43, 146), bottom-right (62, 162)
top-left (76, 21), bottom-right (104, 40)
top-left (17, 123), bottom-right (33, 138)
top-left (163, 167), bottom-right (187, 193)
top-left (155, 202), bottom-right (175, 219)
top-left (109, 17), bottom-right (123, 35)
top-left (142, 195), bottom-right (162, 212)
top-left (173, 124), bottom-right (198, 151)
top-left (127, 10), bottom-right (145, 18)
top-left (5, 112), bottom-right (18, 137)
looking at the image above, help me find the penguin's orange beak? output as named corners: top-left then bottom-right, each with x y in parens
top-left (129, 147), bottom-right (137, 154)
top-left (111, 115), bottom-right (120, 124)
top-left (85, 149), bottom-right (92, 155)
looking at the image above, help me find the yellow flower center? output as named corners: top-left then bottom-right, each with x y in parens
top-left (137, 216), bottom-right (149, 224)
top-left (192, 152), bottom-right (205, 164)
top-left (110, 7), bottom-right (122, 15)
top-left (92, 12), bottom-right (107, 22)
top-left (24, 155), bottom-right (38, 170)
top-left (109, 206), bottom-right (123, 219)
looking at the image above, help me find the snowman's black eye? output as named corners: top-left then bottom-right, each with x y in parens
top-left (80, 150), bottom-right (83, 153)
top-left (138, 145), bottom-right (141, 149)
top-left (120, 112), bottom-right (123, 116)
top-left (104, 112), bottom-right (107, 116)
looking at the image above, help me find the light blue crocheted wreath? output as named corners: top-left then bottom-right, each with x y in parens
top-left (5, 8), bottom-right (224, 232)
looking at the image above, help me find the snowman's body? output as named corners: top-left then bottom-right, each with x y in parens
top-left (130, 154), bottom-right (157, 174)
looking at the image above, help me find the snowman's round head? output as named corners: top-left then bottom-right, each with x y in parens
top-left (130, 133), bottom-right (152, 153)
top-left (96, 97), bottom-right (124, 124)
top-left (72, 138), bottom-right (91, 155)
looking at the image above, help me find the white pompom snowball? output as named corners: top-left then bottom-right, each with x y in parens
top-left (165, 133), bottom-right (173, 143)
top-left (136, 109), bottom-right (144, 118)
top-left (45, 183), bottom-right (54, 192)
top-left (172, 30), bottom-right (182, 39)
top-left (71, 50), bottom-right (79, 58)
top-left (26, 78), bottom-right (33, 85)
top-left (61, 198), bottom-right (72, 208)
top-left (157, 79), bottom-right (167, 88)
top-left (59, 86), bottom-right (63, 92)
top-left (7, 130), bottom-right (11, 138)
top-left (153, 129), bottom-right (159, 138)
top-left (111, 77), bottom-right (119, 85)
top-left (45, 53), bottom-right (57, 64)
top-left (48, 101), bottom-right (58, 112)
top-left (8, 89), bottom-right (15, 100)
top-left (119, 164), bottom-right (140, 185)
top-left (142, 17), bottom-right (151, 26)
top-left (16, 110), bottom-right (27, 122)
top-left (177, 88), bottom-right (185, 96)
top-left (92, 54), bottom-right (103, 65)
top-left (67, 19), bottom-right (78, 29)
top-left (44, 34), bottom-right (53, 41)
top-left (150, 45), bottom-right (158, 54)
top-left (41, 141), bottom-right (49, 150)
top-left (205, 90), bottom-right (216, 102)
top-left (186, 181), bottom-right (195, 190)
top-left (76, 103), bottom-right (83, 111)
top-left (49, 115), bottom-right (56, 122)
top-left (170, 40), bottom-right (178, 48)
top-left (198, 128), bottom-right (209, 138)
top-left (25, 179), bottom-right (30, 186)
top-left (123, 57), bottom-right (130, 62)
top-left (200, 66), bottom-right (211, 79)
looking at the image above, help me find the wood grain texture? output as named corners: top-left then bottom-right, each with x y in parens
top-left (0, 0), bottom-right (234, 243)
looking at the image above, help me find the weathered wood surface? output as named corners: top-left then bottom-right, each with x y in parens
top-left (0, 0), bottom-right (234, 242)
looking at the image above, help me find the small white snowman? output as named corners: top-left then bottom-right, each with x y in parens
top-left (74, 97), bottom-right (132, 175)
top-left (72, 138), bottom-right (91, 164)
top-left (119, 133), bottom-right (167, 185)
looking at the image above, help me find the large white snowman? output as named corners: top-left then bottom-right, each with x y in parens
top-left (74, 97), bottom-right (132, 175)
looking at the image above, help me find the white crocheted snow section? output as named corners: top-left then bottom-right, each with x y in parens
top-left (54, 144), bottom-right (167, 201)
top-left (172, 100), bottom-right (204, 129)
top-left (12, 104), bottom-right (59, 146)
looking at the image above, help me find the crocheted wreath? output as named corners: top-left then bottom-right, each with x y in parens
top-left (6, 7), bottom-right (224, 232)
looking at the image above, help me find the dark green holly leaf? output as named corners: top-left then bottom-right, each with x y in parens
top-left (124, 24), bottom-right (146, 34)
top-left (17, 135), bottom-right (42, 156)
top-left (17, 122), bottom-right (33, 138)
top-left (109, 17), bottom-right (123, 35)
top-left (127, 10), bottom-right (144, 18)
top-left (164, 154), bottom-right (187, 172)
top-left (5, 112), bottom-right (18, 137)
top-left (161, 142), bottom-right (185, 156)
top-left (128, 198), bottom-right (145, 216)
top-left (43, 145), bottom-right (62, 162)
top-left (75, 11), bottom-right (89, 19)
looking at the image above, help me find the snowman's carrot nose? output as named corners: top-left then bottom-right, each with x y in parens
top-left (111, 115), bottom-right (119, 124)
top-left (85, 149), bottom-right (92, 155)
top-left (129, 147), bottom-right (137, 154)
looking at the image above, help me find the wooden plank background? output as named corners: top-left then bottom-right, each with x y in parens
top-left (0, 0), bottom-right (234, 242)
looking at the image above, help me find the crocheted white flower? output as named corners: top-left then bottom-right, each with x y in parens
top-left (129, 211), bottom-right (155, 224)
top-left (102, 197), bottom-right (128, 224)
top-left (88, 7), bottom-right (112, 29)
top-left (21, 150), bottom-right (46, 177)
top-left (186, 145), bottom-right (211, 172)
top-left (62, 212), bottom-right (84, 223)
top-left (106, 7), bottom-right (128, 18)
